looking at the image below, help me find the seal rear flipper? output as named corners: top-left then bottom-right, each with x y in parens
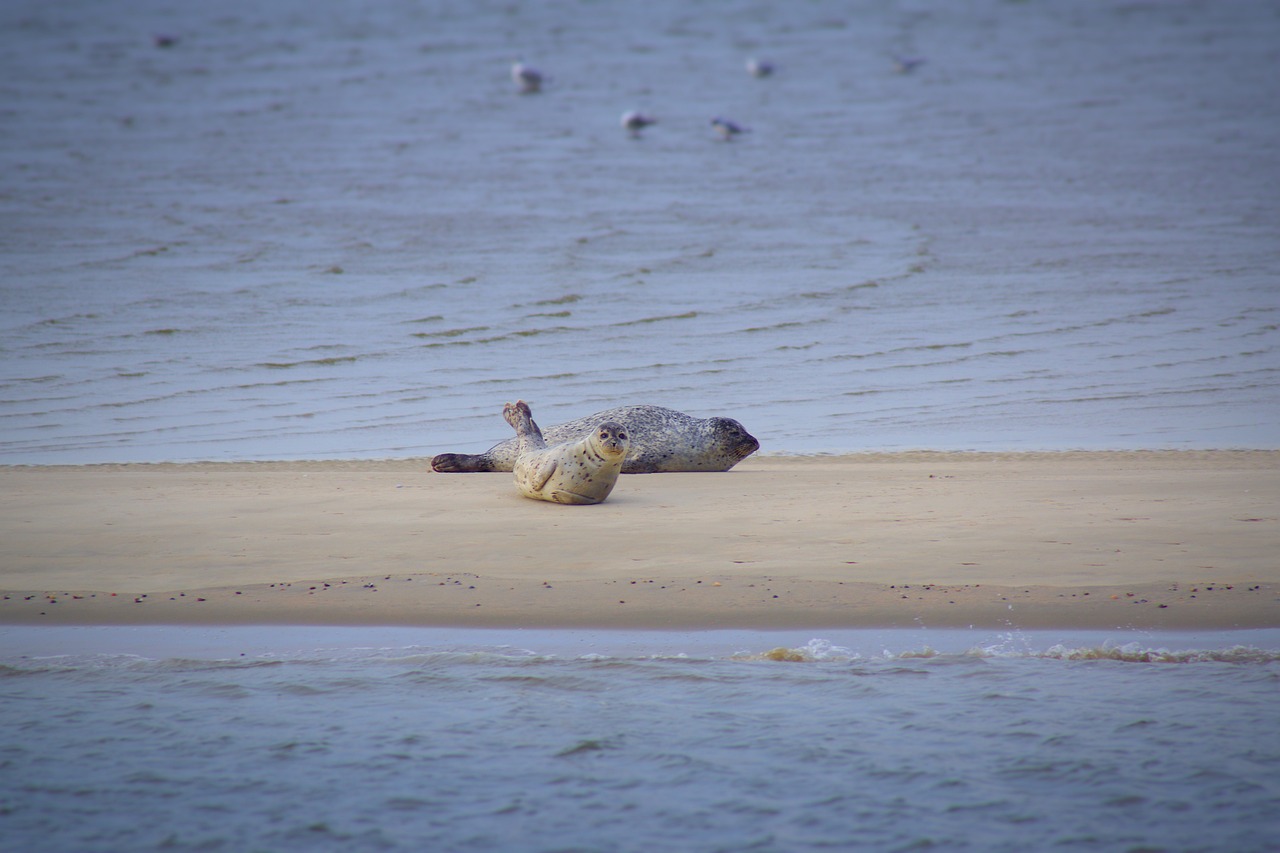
top-left (548, 490), bottom-right (604, 505)
top-left (431, 453), bottom-right (492, 473)
top-left (504, 400), bottom-right (548, 454)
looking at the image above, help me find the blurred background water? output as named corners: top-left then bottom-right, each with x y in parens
top-left (2, 0), bottom-right (1277, 463)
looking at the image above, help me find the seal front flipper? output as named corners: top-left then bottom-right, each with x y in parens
top-left (430, 453), bottom-right (493, 473)
top-left (529, 457), bottom-right (559, 492)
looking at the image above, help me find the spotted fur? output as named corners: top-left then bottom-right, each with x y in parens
top-left (431, 405), bottom-right (759, 474)
top-left (503, 400), bottom-right (628, 505)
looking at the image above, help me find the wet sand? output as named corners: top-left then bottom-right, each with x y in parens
top-left (2, 453), bottom-right (1276, 630)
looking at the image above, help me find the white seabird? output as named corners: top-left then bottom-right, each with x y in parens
top-left (511, 62), bottom-right (543, 93)
top-left (746, 58), bottom-right (775, 78)
top-left (621, 111), bottom-right (657, 138)
top-left (710, 116), bottom-right (749, 141)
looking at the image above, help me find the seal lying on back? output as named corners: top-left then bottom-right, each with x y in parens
top-left (504, 400), bottom-right (628, 505)
top-left (431, 404), bottom-right (759, 474)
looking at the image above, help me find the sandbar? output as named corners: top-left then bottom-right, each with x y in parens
top-left (2, 452), bottom-right (1276, 630)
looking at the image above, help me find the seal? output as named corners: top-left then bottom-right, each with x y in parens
top-left (503, 400), bottom-right (628, 505)
top-left (431, 404), bottom-right (759, 474)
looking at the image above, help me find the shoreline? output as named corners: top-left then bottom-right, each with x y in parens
top-left (4, 625), bottom-right (1278, 662)
top-left (3, 452), bottom-right (1277, 631)
top-left (6, 448), bottom-right (1277, 470)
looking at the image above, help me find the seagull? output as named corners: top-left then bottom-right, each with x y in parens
top-left (621, 111), bottom-right (657, 138)
top-left (892, 55), bottom-right (926, 74)
top-left (511, 61), bottom-right (543, 94)
top-left (710, 116), bottom-right (749, 141)
top-left (746, 58), bottom-right (775, 78)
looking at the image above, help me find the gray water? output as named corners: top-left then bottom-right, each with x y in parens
top-left (2, 627), bottom-right (1278, 853)
top-left (3, 0), bottom-right (1279, 464)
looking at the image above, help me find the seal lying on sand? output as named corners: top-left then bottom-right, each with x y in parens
top-left (503, 400), bottom-right (628, 505)
top-left (431, 404), bottom-right (759, 474)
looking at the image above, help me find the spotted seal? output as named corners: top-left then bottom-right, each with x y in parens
top-left (431, 404), bottom-right (759, 474)
top-left (503, 400), bottom-right (628, 505)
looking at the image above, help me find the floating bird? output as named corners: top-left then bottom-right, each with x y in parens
top-left (746, 58), bottom-right (775, 78)
top-left (710, 116), bottom-right (749, 141)
top-left (511, 61), bottom-right (543, 94)
top-left (892, 55), bottom-right (926, 74)
top-left (621, 111), bottom-right (657, 138)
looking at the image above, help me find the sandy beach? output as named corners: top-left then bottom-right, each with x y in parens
top-left (2, 452), bottom-right (1275, 630)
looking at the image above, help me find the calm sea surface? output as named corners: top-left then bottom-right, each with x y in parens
top-left (2, 0), bottom-right (1278, 463)
top-left (2, 627), bottom-right (1279, 853)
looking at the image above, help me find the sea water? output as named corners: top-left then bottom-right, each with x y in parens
top-left (2, 0), bottom-right (1278, 463)
top-left (2, 627), bottom-right (1278, 853)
